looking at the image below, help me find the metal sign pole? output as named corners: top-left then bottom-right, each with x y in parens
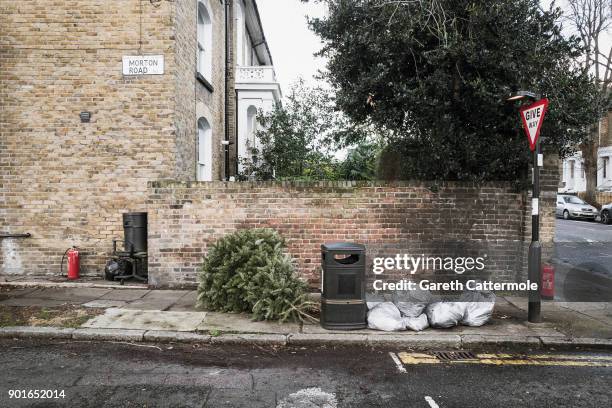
top-left (528, 137), bottom-right (542, 323)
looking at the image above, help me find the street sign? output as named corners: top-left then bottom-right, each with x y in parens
top-left (519, 98), bottom-right (548, 151)
top-left (122, 55), bottom-right (164, 75)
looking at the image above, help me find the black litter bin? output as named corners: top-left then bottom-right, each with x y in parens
top-left (320, 242), bottom-right (367, 330)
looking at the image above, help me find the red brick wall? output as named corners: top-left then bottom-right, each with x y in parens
top-left (146, 180), bottom-right (557, 288)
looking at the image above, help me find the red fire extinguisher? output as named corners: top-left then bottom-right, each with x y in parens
top-left (541, 264), bottom-right (554, 300)
top-left (61, 247), bottom-right (80, 280)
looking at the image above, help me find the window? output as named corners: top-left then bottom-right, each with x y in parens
top-left (197, 118), bottom-right (212, 181)
top-left (197, 1), bottom-right (213, 80)
top-left (569, 160), bottom-right (575, 179)
top-left (604, 157), bottom-right (609, 179)
top-left (245, 31), bottom-right (253, 66)
top-left (247, 105), bottom-right (258, 146)
top-left (563, 196), bottom-right (585, 205)
top-left (235, 0), bottom-right (245, 66)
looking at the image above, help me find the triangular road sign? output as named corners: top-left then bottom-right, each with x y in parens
top-left (519, 98), bottom-right (548, 151)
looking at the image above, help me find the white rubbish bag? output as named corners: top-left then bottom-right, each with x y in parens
top-left (403, 313), bottom-right (429, 331)
top-left (393, 287), bottom-right (433, 318)
top-left (367, 302), bottom-right (406, 331)
top-left (425, 301), bottom-right (466, 328)
top-left (366, 292), bottom-right (392, 311)
top-left (460, 289), bottom-right (496, 327)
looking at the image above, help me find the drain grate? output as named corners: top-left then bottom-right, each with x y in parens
top-left (431, 351), bottom-right (477, 361)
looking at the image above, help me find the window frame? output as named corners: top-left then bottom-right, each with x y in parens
top-left (197, 117), bottom-right (213, 181)
top-left (197, 1), bottom-right (213, 83)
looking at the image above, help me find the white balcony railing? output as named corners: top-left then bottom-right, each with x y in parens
top-left (236, 66), bottom-right (277, 83)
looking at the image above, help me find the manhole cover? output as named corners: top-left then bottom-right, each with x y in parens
top-left (432, 351), bottom-right (477, 361)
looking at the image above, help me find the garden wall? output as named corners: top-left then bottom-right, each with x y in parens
top-left (146, 179), bottom-right (558, 288)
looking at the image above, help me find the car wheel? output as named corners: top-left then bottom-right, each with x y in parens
top-left (563, 210), bottom-right (571, 220)
top-left (603, 210), bottom-right (611, 225)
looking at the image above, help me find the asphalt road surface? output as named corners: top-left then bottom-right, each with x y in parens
top-left (555, 218), bottom-right (612, 243)
top-left (1, 339), bottom-right (611, 408)
top-left (554, 219), bottom-right (612, 301)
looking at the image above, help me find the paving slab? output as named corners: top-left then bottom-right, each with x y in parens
top-left (82, 308), bottom-right (207, 331)
top-left (539, 309), bottom-right (612, 338)
top-left (305, 320), bottom-right (535, 336)
top-left (520, 322), bottom-right (567, 337)
top-left (197, 312), bottom-right (300, 334)
top-left (0, 297), bottom-right (70, 307)
top-left (557, 302), bottom-right (612, 313)
top-left (99, 289), bottom-right (150, 301)
top-left (122, 290), bottom-right (190, 311)
top-left (165, 290), bottom-right (199, 311)
top-left (82, 299), bottom-right (127, 308)
top-left (1, 287), bottom-right (40, 298)
top-left (504, 297), bottom-right (572, 312)
top-left (25, 287), bottom-right (112, 303)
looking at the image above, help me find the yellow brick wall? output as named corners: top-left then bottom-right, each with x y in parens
top-left (0, 0), bottom-right (229, 277)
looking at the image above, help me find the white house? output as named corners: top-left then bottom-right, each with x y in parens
top-left (234, 0), bottom-right (282, 174)
top-left (559, 113), bottom-right (612, 193)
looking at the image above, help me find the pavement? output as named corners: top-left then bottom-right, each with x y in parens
top-left (0, 217), bottom-right (609, 350)
top-left (1, 338), bottom-right (611, 407)
top-left (1, 285), bottom-right (611, 350)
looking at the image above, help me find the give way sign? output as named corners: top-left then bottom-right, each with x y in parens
top-left (519, 98), bottom-right (549, 151)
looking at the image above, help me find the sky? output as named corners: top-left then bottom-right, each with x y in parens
top-left (257, 0), bottom-right (611, 98)
top-left (256, 0), bottom-right (328, 93)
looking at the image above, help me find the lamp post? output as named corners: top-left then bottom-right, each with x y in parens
top-left (507, 90), bottom-right (543, 323)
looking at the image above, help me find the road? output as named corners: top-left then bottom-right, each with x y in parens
top-left (0, 339), bottom-right (611, 408)
top-left (555, 218), bottom-right (612, 243)
top-left (554, 219), bottom-right (612, 302)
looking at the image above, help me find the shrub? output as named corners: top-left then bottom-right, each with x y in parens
top-left (197, 228), bottom-right (316, 322)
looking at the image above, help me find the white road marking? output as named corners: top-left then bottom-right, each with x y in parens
top-left (389, 352), bottom-right (407, 373)
top-left (425, 396), bottom-right (440, 408)
top-left (277, 388), bottom-right (337, 408)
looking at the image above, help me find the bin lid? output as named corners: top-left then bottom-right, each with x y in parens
top-left (321, 242), bottom-right (365, 252)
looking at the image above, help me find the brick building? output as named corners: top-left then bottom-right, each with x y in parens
top-left (0, 0), bottom-right (280, 277)
top-left (1, 1), bottom-right (558, 288)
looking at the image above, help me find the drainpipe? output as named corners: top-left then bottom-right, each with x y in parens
top-left (224, 0), bottom-right (231, 181)
top-left (0, 233), bottom-right (31, 239)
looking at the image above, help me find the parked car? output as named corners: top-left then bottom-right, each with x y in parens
top-left (600, 203), bottom-right (612, 224)
top-left (556, 194), bottom-right (598, 220)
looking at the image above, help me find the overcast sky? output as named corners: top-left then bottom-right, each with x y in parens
top-left (257, 0), bottom-right (611, 97)
top-left (257, 0), bottom-right (328, 93)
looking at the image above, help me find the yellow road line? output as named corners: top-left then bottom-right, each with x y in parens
top-left (397, 352), bottom-right (440, 365)
top-left (526, 354), bottom-right (612, 362)
top-left (397, 352), bottom-right (612, 367)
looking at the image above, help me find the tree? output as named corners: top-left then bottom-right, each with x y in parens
top-left (340, 140), bottom-right (382, 180)
top-left (565, 0), bottom-right (611, 203)
top-left (238, 79), bottom-right (372, 181)
top-left (308, 0), bottom-right (605, 182)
